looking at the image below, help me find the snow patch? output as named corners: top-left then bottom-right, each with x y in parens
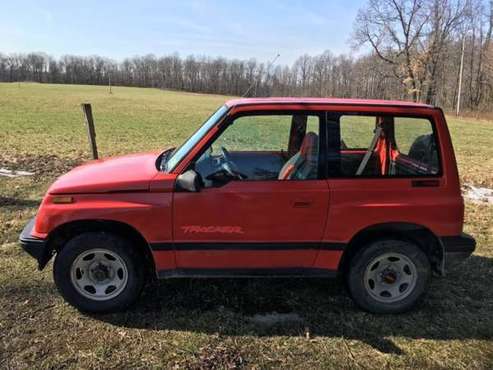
top-left (463, 184), bottom-right (493, 205)
top-left (0, 168), bottom-right (34, 178)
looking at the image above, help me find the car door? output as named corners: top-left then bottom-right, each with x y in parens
top-left (323, 111), bottom-right (449, 245)
top-left (172, 112), bottom-right (330, 271)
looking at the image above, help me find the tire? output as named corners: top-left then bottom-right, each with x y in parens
top-left (346, 239), bottom-right (431, 314)
top-left (53, 232), bottom-right (145, 313)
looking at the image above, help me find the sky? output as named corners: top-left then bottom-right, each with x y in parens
top-left (0, 0), bottom-right (364, 65)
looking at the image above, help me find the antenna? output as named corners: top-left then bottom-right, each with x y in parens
top-left (242, 53), bottom-right (280, 97)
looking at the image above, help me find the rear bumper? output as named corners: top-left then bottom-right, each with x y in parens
top-left (19, 218), bottom-right (47, 269)
top-left (441, 233), bottom-right (476, 270)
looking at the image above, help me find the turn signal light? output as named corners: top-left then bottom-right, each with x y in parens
top-left (52, 196), bottom-right (74, 204)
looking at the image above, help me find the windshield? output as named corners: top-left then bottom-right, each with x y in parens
top-left (164, 105), bottom-right (228, 172)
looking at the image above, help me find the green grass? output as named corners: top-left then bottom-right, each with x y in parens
top-left (1, 83), bottom-right (492, 369)
top-left (214, 115), bottom-right (320, 152)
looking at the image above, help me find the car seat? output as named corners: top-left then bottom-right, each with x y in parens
top-left (278, 132), bottom-right (318, 180)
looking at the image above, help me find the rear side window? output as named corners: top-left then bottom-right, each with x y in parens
top-left (329, 114), bottom-right (440, 177)
top-left (393, 117), bottom-right (439, 176)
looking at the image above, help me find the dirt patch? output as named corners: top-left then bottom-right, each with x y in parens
top-left (250, 312), bottom-right (304, 327)
top-left (0, 197), bottom-right (40, 207)
top-left (176, 343), bottom-right (245, 369)
top-left (0, 154), bottom-right (81, 179)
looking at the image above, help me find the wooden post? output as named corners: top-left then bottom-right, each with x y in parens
top-left (456, 35), bottom-right (466, 116)
top-left (81, 103), bottom-right (99, 159)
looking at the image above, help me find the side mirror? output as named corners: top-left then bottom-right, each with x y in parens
top-left (176, 170), bottom-right (203, 192)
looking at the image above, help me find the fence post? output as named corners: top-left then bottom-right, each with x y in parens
top-left (81, 103), bottom-right (99, 159)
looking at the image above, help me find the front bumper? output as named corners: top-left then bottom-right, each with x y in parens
top-left (441, 233), bottom-right (476, 270)
top-left (19, 218), bottom-right (48, 269)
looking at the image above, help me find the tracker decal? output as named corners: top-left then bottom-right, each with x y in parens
top-left (181, 225), bottom-right (245, 234)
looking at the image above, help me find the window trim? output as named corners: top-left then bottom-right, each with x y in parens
top-left (323, 111), bottom-right (443, 179)
top-left (184, 110), bottom-right (327, 183)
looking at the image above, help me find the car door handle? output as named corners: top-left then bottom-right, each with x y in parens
top-left (293, 201), bottom-right (312, 208)
top-left (412, 180), bottom-right (440, 187)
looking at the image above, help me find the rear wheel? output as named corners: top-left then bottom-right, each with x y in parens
top-left (53, 232), bottom-right (145, 313)
top-left (346, 239), bottom-right (431, 313)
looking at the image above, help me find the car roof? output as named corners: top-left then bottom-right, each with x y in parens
top-left (225, 97), bottom-right (435, 109)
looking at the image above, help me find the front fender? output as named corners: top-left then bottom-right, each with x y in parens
top-left (34, 192), bottom-right (173, 243)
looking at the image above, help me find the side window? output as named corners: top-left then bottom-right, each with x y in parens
top-left (338, 114), bottom-right (383, 176)
top-left (340, 115), bottom-right (375, 149)
top-left (213, 115), bottom-right (291, 151)
top-left (306, 116), bottom-right (319, 135)
top-left (330, 114), bottom-right (440, 177)
top-left (194, 114), bottom-right (320, 186)
top-left (393, 117), bottom-right (439, 175)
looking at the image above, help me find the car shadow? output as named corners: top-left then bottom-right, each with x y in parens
top-left (97, 255), bottom-right (493, 354)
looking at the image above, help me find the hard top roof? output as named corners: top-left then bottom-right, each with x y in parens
top-left (225, 97), bottom-right (435, 109)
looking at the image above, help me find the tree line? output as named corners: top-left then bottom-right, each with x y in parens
top-left (0, 0), bottom-right (492, 113)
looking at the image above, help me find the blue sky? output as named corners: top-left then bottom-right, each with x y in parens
top-left (0, 0), bottom-right (364, 65)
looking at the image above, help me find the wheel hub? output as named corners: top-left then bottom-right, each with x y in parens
top-left (90, 262), bottom-right (111, 282)
top-left (364, 252), bottom-right (418, 303)
top-left (70, 248), bottom-right (128, 301)
top-left (380, 267), bottom-right (399, 284)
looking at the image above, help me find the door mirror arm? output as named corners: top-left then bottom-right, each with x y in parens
top-left (176, 170), bottom-right (203, 192)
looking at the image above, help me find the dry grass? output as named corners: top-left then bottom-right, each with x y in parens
top-left (0, 83), bottom-right (492, 369)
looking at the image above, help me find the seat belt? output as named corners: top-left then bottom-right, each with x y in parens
top-left (356, 126), bottom-right (383, 176)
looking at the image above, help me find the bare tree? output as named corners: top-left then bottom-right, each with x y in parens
top-left (353, 0), bottom-right (430, 101)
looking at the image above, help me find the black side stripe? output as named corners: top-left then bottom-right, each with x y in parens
top-left (150, 243), bottom-right (174, 251)
top-left (150, 242), bottom-right (345, 251)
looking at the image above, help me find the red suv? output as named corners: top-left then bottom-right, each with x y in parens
top-left (20, 98), bottom-right (475, 314)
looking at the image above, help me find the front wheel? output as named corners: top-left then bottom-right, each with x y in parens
top-left (53, 232), bottom-right (145, 313)
top-left (346, 239), bottom-right (431, 314)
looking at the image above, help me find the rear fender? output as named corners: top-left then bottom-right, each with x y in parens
top-left (339, 222), bottom-right (444, 275)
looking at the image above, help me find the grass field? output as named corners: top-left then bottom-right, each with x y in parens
top-left (0, 83), bottom-right (492, 369)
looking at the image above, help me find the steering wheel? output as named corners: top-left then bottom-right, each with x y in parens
top-left (219, 146), bottom-right (246, 180)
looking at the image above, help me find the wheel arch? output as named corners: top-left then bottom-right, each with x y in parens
top-left (42, 219), bottom-right (156, 277)
top-left (338, 222), bottom-right (444, 276)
